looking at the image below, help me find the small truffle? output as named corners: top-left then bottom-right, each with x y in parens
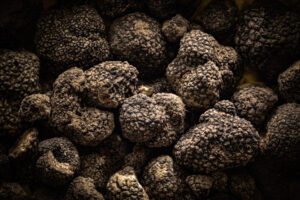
top-left (232, 84), bottom-right (278, 127)
top-left (109, 12), bottom-right (167, 78)
top-left (162, 14), bottom-right (190, 43)
top-left (120, 93), bottom-right (185, 147)
top-left (278, 60), bottom-right (300, 103)
top-left (35, 5), bottom-right (110, 73)
top-left (107, 166), bottom-right (149, 200)
top-left (66, 176), bottom-right (104, 200)
top-left (36, 137), bottom-right (80, 186)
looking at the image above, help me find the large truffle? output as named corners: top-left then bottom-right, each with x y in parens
top-left (107, 166), bottom-right (149, 200)
top-left (35, 137), bottom-right (80, 186)
top-left (166, 30), bottom-right (241, 109)
top-left (173, 101), bottom-right (260, 173)
top-left (35, 5), bottom-right (110, 73)
top-left (0, 50), bottom-right (40, 97)
top-left (120, 93), bottom-right (185, 147)
top-left (278, 60), bottom-right (300, 103)
top-left (261, 103), bottom-right (300, 161)
top-left (235, 1), bottom-right (300, 81)
top-left (109, 12), bottom-right (167, 78)
top-left (85, 61), bottom-right (138, 108)
top-left (232, 84), bottom-right (278, 127)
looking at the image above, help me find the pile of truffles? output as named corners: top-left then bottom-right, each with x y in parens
top-left (0, 0), bottom-right (299, 199)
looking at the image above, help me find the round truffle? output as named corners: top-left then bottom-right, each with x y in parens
top-left (35, 5), bottom-right (110, 73)
top-left (85, 61), bottom-right (139, 108)
top-left (232, 84), bottom-right (278, 127)
top-left (278, 60), bottom-right (300, 103)
top-left (107, 166), bottom-right (149, 200)
top-left (109, 12), bottom-right (167, 78)
top-left (162, 14), bottom-right (190, 43)
top-left (36, 137), bottom-right (80, 186)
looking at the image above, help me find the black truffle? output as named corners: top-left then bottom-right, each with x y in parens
top-left (162, 14), bottom-right (190, 43)
top-left (185, 175), bottom-right (213, 198)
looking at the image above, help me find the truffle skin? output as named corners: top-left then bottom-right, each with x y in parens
top-left (278, 60), bottom-right (300, 103)
top-left (162, 14), bottom-right (190, 43)
top-left (235, 2), bottom-right (300, 81)
top-left (199, 0), bottom-right (237, 39)
top-left (142, 155), bottom-right (185, 200)
top-left (174, 105), bottom-right (260, 173)
top-left (214, 100), bottom-right (237, 116)
top-left (146, 0), bottom-right (176, 19)
top-left (19, 93), bottom-right (51, 123)
top-left (185, 175), bottom-right (213, 198)
top-left (8, 128), bottom-right (38, 161)
top-left (261, 103), bottom-right (300, 160)
top-left (94, 0), bottom-right (140, 18)
top-left (166, 30), bottom-right (241, 109)
top-left (107, 166), bottom-right (149, 200)
top-left (66, 176), bottom-right (104, 200)
top-left (232, 84), bottom-right (278, 127)
top-left (123, 145), bottom-right (150, 174)
top-left (0, 50), bottom-right (40, 97)
top-left (109, 12), bottom-right (167, 78)
top-left (85, 61), bottom-right (139, 108)
top-left (120, 93), bottom-right (185, 147)
top-left (36, 137), bottom-right (80, 186)
top-left (35, 5), bottom-right (110, 73)
top-left (50, 67), bottom-right (115, 146)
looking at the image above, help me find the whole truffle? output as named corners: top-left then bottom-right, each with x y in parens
top-left (173, 102), bottom-right (260, 173)
top-left (142, 155), bottom-right (185, 199)
top-left (278, 60), bottom-right (300, 103)
top-left (19, 94), bottom-right (51, 123)
top-left (107, 167), bottom-right (149, 200)
top-left (232, 84), bottom-right (278, 127)
top-left (162, 14), bottom-right (190, 43)
top-left (120, 93), bottom-right (185, 147)
top-left (66, 176), bottom-right (104, 200)
top-left (36, 137), bottom-right (80, 186)
top-left (0, 50), bottom-right (40, 97)
top-left (185, 175), bottom-right (213, 198)
top-left (235, 1), bottom-right (300, 81)
top-left (261, 103), bottom-right (300, 160)
top-left (85, 61), bottom-right (138, 108)
top-left (35, 5), bottom-right (110, 73)
top-left (146, 0), bottom-right (176, 19)
top-left (109, 12), bottom-right (167, 78)
top-left (166, 30), bottom-right (241, 109)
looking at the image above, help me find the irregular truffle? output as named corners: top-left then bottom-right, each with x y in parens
top-left (146, 0), bottom-right (176, 19)
top-left (66, 176), bottom-right (104, 200)
top-left (19, 94), bottom-right (51, 123)
top-left (162, 14), bottom-right (190, 43)
top-left (107, 166), bottom-right (149, 200)
top-left (36, 137), bottom-right (80, 186)
top-left (261, 103), bottom-right (300, 161)
top-left (120, 93), bottom-right (185, 147)
top-left (185, 175), bottom-right (213, 198)
top-left (109, 12), bottom-right (167, 78)
top-left (173, 101), bottom-right (260, 173)
top-left (166, 30), bottom-right (241, 109)
top-left (232, 84), bottom-right (278, 127)
top-left (35, 5), bottom-right (110, 73)
top-left (142, 155), bottom-right (185, 199)
top-left (0, 50), bottom-right (40, 97)
top-left (235, 1), bottom-right (300, 81)
top-left (85, 61), bottom-right (138, 108)
top-left (278, 60), bottom-right (300, 103)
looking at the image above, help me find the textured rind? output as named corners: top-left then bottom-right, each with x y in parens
top-left (0, 50), bottom-right (40, 97)
top-left (232, 84), bottom-right (278, 127)
top-left (19, 94), bottom-right (51, 123)
top-left (162, 14), bottom-right (190, 43)
top-left (66, 176), bottom-right (104, 200)
top-left (142, 155), bottom-right (185, 200)
top-left (174, 103), bottom-right (260, 173)
top-left (185, 175), bottom-right (213, 198)
top-left (36, 137), bottom-right (80, 186)
top-left (235, 2), bottom-right (300, 80)
top-left (120, 93), bottom-right (185, 147)
top-left (146, 0), bottom-right (176, 19)
top-left (166, 30), bottom-right (241, 109)
top-left (261, 103), bottom-right (300, 160)
top-left (123, 145), bottom-right (150, 174)
top-left (214, 100), bottom-right (237, 116)
top-left (107, 167), bottom-right (149, 200)
top-left (109, 12), bottom-right (167, 78)
top-left (35, 5), bottom-right (110, 72)
top-left (85, 61), bottom-right (138, 108)
top-left (278, 60), bottom-right (300, 103)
